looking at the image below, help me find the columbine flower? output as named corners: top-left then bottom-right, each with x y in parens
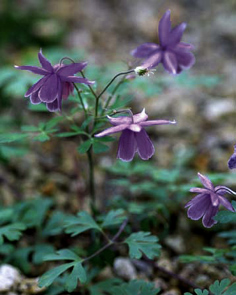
top-left (131, 10), bottom-right (195, 74)
top-left (95, 109), bottom-right (176, 162)
top-left (228, 145), bottom-right (236, 169)
top-left (15, 50), bottom-right (94, 112)
top-left (185, 172), bottom-right (235, 228)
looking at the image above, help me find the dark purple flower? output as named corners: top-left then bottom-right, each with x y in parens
top-left (131, 10), bottom-right (195, 74)
top-left (228, 145), bottom-right (236, 169)
top-left (95, 109), bottom-right (176, 162)
top-left (15, 50), bottom-right (94, 112)
top-left (185, 172), bottom-right (235, 228)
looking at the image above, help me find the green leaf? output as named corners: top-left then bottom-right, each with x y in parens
top-left (102, 209), bottom-right (126, 228)
top-left (43, 249), bottom-right (81, 262)
top-left (0, 223), bottom-right (26, 244)
top-left (45, 116), bottom-right (64, 129)
top-left (0, 133), bottom-right (28, 143)
top-left (38, 262), bottom-right (75, 288)
top-left (214, 209), bottom-right (236, 224)
top-left (93, 141), bottom-right (109, 154)
top-left (77, 140), bottom-right (92, 154)
top-left (21, 125), bottom-right (40, 132)
top-left (32, 244), bottom-right (55, 264)
top-left (33, 133), bottom-right (50, 142)
top-left (43, 211), bottom-right (70, 236)
top-left (89, 279), bottom-right (123, 295)
top-left (124, 232), bottom-right (161, 259)
top-left (64, 211), bottom-right (101, 236)
top-left (0, 208), bottom-right (14, 225)
top-left (224, 282), bottom-right (236, 295)
top-left (56, 131), bottom-right (87, 137)
top-left (112, 280), bottom-right (160, 295)
top-left (209, 279), bottom-right (230, 295)
top-left (65, 262), bottom-right (87, 292)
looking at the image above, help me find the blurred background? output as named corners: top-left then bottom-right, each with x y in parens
top-left (0, 0), bottom-right (235, 291)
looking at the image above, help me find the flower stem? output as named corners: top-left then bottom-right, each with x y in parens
top-left (86, 148), bottom-right (96, 214)
top-left (73, 83), bottom-right (88, 118)
top-left (83, 219), bottom-right (128, 262)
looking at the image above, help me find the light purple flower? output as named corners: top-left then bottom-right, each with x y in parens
top-left (131, 10), bottom-right (195, 74)
top-left (15, 50), bottom-right (94, 112)
top-left (95, 109), bottom-right (176, 162)
top-left (185, 172), bottom-right (235, 228)
top-left (228, 145), bottom-right (236, 169)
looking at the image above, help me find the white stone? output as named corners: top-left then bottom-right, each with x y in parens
top-left (0, 264), bottom-right (21, 292)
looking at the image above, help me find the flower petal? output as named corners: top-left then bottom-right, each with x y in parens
top-left (197, 173), bottom-right (214, 190)
top-left (56, 62), bottom-right (88, 76)
top-left (39, 74), bottom-right (59, 103)
top-left (175, 42), bottom-right (194, 51)
top-left (187, 195), bottom-right (211, 220)
top-left (219, 196), bottom-right (235, 212)
top-left (189, 188), bottom-right (210, 194)
top-left (128, 124), bottom-right (142, 132)
top-left (117, 130), bottom-right (136, 162)
top-left (210, 193), bottom-right (219, 206)
top-left (139, 119), bottom-right (176, 127)
top-left (107, 115), bottom-right (132, 126)
top-left (135, 129), bottom-right (155, 160)
top-left (133, 108), bottom-right (148, 124)
top-left (185, 193), bottom-right (209, 208)
top-left (158, 10), bottom-right (171, 47)
top-left (228, 147), bottom-right (236, 169)
top-left (46, 99), bottom-right (59, 112)
top-left (95, 124), bottom-right (129, 138)
top-left (25, 75), bottom-right (49, 97)
top-left (168, 23), bottom-right (187, 46)
top-left (202, 205), bottom-right (218, 228)
top-left (174, 50), bottom-right (195, 69)
top-left (62, 82), bottom-right (74, 100)
top-left (14, 65), bottom-right (48, 76)
top-left (163, 51), bottom-right (178, 74)
top-left (30, 90), bottom-right (41, 105)
top-left (38, 49), bottom-right (53, 72)
top-left (131, 43), bottom-right (160, 58)
top-left (60, 76), bottom-right (95, 85)
top-left (141, 51), bottom-right (162, 69)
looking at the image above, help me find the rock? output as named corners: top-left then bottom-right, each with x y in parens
top-left (113, 257), bottom-right (137, 280)
top-left (162, 288), bottom-right (181, 295)
top-left (195, 274), bottom-right (210, 287)
top-left (165, 235), bottom-right (186, 254)
top-left (204, 99), bottom-right (235, 120)
top-left (153, 278), bottom-right (168, 291)
top-left (0, 264), bottom-right (21, 292)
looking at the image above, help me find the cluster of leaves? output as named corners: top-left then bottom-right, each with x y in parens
top-left (184, 278), bottom-right (236, 295)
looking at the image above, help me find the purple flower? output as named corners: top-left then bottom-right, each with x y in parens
top-left (95, 109), bottom-right (176, 162)
top-left (131, 10), bottom-right (195, 74)
top-left (15, 50), bottom-right (94, 112)
top-left (185, 172), bottom-right (235, 228)
top-left (228, 145), bottom-right (236, 169)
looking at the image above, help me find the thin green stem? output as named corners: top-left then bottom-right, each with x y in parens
top-left (73, 83), bottom-right (88, 118)
top-left (86, 148), bottom-right (96, 214)
top-left (81, 71), bottom-right (97, 100)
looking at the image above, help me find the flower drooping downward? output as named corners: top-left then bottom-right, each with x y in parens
top-left (95, 109), bottom-right (176, 162)
top-left (185, 173), bottom-right (236, 228)
top-left (228, 145), bottom-right (236, 169)
top-left (15, 50), bottom-right (94, 112)
top-left (131, 10), bottom-right (195, 74)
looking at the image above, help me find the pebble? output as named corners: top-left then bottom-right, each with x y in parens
top-left (165, 235), bottom-right (186, 254)
top-left (162, 288), bottom-right (181, 295)
top-left (0, 264), bottom-right (21, 292)
top-left (113, 257), bottom-right (137, 280)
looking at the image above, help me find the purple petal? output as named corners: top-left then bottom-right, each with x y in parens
top-left (30, 90), bottom-right (41, 105)
top-left (14, 65), bottom-right (48, 76)
top-left (38, 49), bottom-right (53, 72)
top-left (228, 148), bottom-right (236, 169)
top-left (25, 76), bottom-right (49, 97)
top-left (168, 23), bottom-right (187, 46)
top-left (62, 82), bottom-right (74, 100)
top-left (135, 129), bottom-right (155, 160)
top-left (187, 195), bottom-right (211, 220)
top-left (39, 74), bottom-right (59, 103)
top-left (175, 42), bottom-right (194, 51)
top-left (163, 51), bottom-right (178, 74)
top-left (46, 99), bottom-right (59, 112)
top-left (128, 124), bottom-right (142, 132)
top-left (174, 49), bottom-right (195, 69)
top-left (202, 206), bottom-right (218, 228)
top-left (133, 109), bottom-right (148, 124)
top-left (139, 119), bottom-right (176, 127)
top-left (210, 193), bottom-right (219, 206)
top-left (214, 186), bottom-right (227, 196)
top-left (158, 10), bottom-right (171, 47)
top-left (60, 76), bottom-right (95, 85)
top-left (189, 188), bottom-right (210, 193)
top-left (185, 193), bottom-right (209, 208)
top-left (56, 62), bottom-right (88, 76)
top-left (117, 130), bottom-right (136, 162)
top-left (107, 115), bottom-right (132, 126)
top-left (219, 196), bottom-right (235, 212)
top-left (95, 124), bottom-right (129, 138)
top-left (131, 43), bottom-right (160, 58)
top-left (197, 173), bottom-right (214, 190)
top-left (141, 51), bottom-right (162, 69)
